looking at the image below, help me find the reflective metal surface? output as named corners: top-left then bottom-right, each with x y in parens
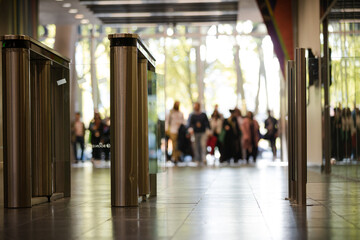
top-left (31, 60), bottom-right (52, 197)
top-left (138, 58), bottom-right (150, 197)
top-left (295, 48), bottom-right (307, 206)
top-left (1, 35), bottom-right (71, 68)
top-left (2, 48), bottom-right (32, 208)
top-left (2, 35), bottom-right (71, 207)
top-left (108, 33), bottom-right (139, 39)
top-left (287, 60), bottom-right (295, 201)
top-left (51, 67), bottom-right (71, 198)
top-left (110, 43), bottom-right (139, 207)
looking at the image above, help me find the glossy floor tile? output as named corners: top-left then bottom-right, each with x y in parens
top-left (1, 159), bottom-right (360, 239)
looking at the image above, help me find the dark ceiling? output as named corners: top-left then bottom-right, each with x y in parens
top-left (80, 0), bottom-right (240, 25)
top-left (328, 0), bottom-right (360, 20)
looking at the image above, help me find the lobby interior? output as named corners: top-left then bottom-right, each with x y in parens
top-left (1, 0), bottom-right (360, 239)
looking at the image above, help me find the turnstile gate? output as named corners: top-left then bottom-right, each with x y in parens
top-left (1, 35), bottom-right (71, 208)
top-left (287, 48), bottom-right (308, 206)
top-left (109, 33), bottom-right (156, 207)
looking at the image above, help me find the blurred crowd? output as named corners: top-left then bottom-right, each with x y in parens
top-left (331, 107), bottom-right (360, 161)
top-left (71, 112), bottom-right (110, 163)
top-left (71, 101), bottom-right (280, 165)
top-left (165, 101), bottom-right (279, 165)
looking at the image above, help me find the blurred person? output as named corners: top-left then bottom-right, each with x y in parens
top-left (331, 108), bottom-right (339, 160)
top-left (351, 106), bottom-right (359, 160)
top-left (213, 104), bottom-right (224, 118)
top-left (241, 111), bottom-right (260, 163)
top-left (177, 124), bottom-right (193, 158)
top-left (342, 108), bottom-right (355, 159)
top-left (331, 107), bottom-right (343, 160)
top-left (102, 117), bottom-right (111, 161)
top-left (71, 112), bottom-right (86, 163)
top-left (234, 108), bottom-right (244, 159)
top-left (264, 110), bottom-right (279, 158)
top-left (208, 107), bottom-right (223, 155)
top-left (221, 108), bottom-right (242, 163)
top-left (89, 112), bottom-right (104, 161)
top-left (356, 108), bottom-right (360, 160)
top-left (165, 101), bottom-right (185, 163)
top-left (188, 102), bottom-right (210, 164)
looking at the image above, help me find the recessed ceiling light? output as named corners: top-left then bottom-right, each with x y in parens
top-left (75, 14), bottom-right (84, 19)
top-left (55, 0), bottom-right (64, 2)
top-left (81, 19), bottom-right (89, 24)
top-left (62, 3), bottom-right (71, 8)
top-left (69, 9), bottom-right (78, 14)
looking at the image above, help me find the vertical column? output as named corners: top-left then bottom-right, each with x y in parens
top-left (0, 1), bottom-right (38, 190)
top-left (0, 0), bottom-right (38, 38)
top-left (2, 41), bottom-right (32, 208)
top-left (110, 34), bottom-right (139, 207)
top-left (287, 60), bottom-right (295, 201)
top-left (138, 58), bottom-right (150, 198)
top-left (322, 18), bottom-right (331, 174)
top-left (31, 60), bottom-right (52, 197)
top-left (295, 48), bottom-right (307, 205)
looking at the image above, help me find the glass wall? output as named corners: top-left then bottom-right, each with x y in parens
top-left (328, 20), bottom-right (360, 180)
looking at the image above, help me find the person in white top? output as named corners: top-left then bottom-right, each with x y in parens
top-left (165, 101), bottom-right (185, 163)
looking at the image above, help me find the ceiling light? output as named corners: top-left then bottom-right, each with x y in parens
top-left (55, 0), bottom-right (64, 2)
top-left (62, 3), bottom-right (71, 8)
top-left (81, 19), bottom-right (89, 24)
top-left (68, 9), bottom-right (78, 14)
top-left (75, 14), bottom-right (84, 19)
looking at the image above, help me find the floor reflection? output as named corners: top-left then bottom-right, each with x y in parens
top-left (0, 159), bottom-right (360, 239)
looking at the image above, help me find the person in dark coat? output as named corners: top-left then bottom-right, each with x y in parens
top-left (188, 102), bottom-right (210, 163)
top-left (89, 112), bottom-right (104, 160)
top-left (333, 107), bottom-right (344, 160)
top-left (356, 108), bottom-right (360, 160)
top-left (220, 108), bottom-right (242, 163)
top-left (264, 110), bottom-right (278, 158)
top-left (177, 124), bottom-right (193, 158)
top-left (101, 117), bottom-right (110, 161)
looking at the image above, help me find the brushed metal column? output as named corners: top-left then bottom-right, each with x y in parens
top-left (295, 48), bottom-right (307, 206)
top-left (2, 47), bottom-right (32, 208)
top-left (110, 35), bottom-right (139, 207)
top-left (138, 58), bottom-right (150, 197)
top-left (287, 60), bottom-right (296, 201)
top-left (322, 18), bottom-right (331, 174)
top-left (31, 60), bottom-right (52, 197)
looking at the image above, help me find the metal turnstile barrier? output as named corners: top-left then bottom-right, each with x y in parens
top-left (138, 58), bottom-right (150, 198)
top-left (287, 48), bottom-right (307, 206)
top-left (109, 34), bottom-right (156, 207)
top-left (1, 35), bottom-right (71, 208)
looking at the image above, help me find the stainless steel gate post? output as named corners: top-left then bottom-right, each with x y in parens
top-left (109, 34), bottom-right (139, 207)
top-left (31, 60), bottom-right (52, 197)
top-left (2, 35), bottom-right (71, 208)
top-left (138, 58), bottom-right (150, 198)
top-left (287, 60), bottom-right (296, 201)
top-left (2, 37), bottom-right (32, 208)
top-left (295, 48), bottom-right (307, 205)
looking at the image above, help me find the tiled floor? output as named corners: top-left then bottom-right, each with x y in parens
top-left (1, 160), bottom-right (360, 239)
